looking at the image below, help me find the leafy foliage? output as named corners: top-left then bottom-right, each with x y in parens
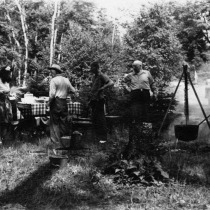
top-left (123, 3), bottom-right (184, 85)
top-left (104, 124), bottom-right (169, 186)
top-left (0, 0), bottom-right (209, 152)
top-left (0, 0), bottom-right (208, 90)
top-left (173, 1), bottom-right (210, 65)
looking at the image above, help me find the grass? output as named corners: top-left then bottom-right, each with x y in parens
top-left (1, 134), bottom-right (210, 209)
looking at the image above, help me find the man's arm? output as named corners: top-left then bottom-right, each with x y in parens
top-left (67, 79), bottom-right (79, 97)
top-left (48, 80), bottom-right (56, 106)
top-left (122, 74), bottom-right (131, 92)
top-left (98, 74), bottom-right (114, 92)
top-left (68, 82), bottom-right (76, 93)
top-left (148, 72), bottom-right (157, 98)
top-left (150, 82), bottom-right (157, 96)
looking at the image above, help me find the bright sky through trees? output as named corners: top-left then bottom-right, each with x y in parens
top-left (86, 0), bottom-right (191, 23)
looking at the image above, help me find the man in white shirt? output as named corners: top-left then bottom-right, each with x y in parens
top-left (124, 60), bottom-right (156, 123)
top-left (122, 60), bottom-right (157, 156)
top-left (48, 64), bottom-right (77, 146)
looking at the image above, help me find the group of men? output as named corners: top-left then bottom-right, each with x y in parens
top-left (47, 60), bottom-right (156, 147)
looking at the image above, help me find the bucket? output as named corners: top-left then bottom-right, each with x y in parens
top-left (174, 125), bottom-right (199, 141)
top-left (60, 136), bottom-right (71, 148)
top-left (49, 155), bottom-right (68, 168)
top-left (71, 131), bottom-right (83, 149)
top-left (55, 147), bottom-right (70, 156)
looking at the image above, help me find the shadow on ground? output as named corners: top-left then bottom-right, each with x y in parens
top-left (0, 158), bottom-right (128, 210)
top-left (0, 162), bottom-right (58, 209)
top-left (163, 147), bottom-right (210, 185)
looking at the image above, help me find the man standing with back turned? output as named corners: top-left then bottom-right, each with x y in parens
top-left (89, 61), bottom-right (114, 143)
top-left (48, 64), bottom-right (77, 147)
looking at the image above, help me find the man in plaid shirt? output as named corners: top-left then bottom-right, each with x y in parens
top-left (48, 64), bottom-right (77, 147)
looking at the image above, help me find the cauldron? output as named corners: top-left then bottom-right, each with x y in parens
top-left (174, 125), bottom-right (199, 141)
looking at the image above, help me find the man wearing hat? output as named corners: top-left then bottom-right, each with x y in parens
top-left (48, 64), bottom-right (77, 146)
top-left (124, 60), bottom-right (156, 123)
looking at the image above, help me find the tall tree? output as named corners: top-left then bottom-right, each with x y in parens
top-left (173, 0), bottom-right (210, 65)
top-left (123, 3), bottom-right (183, 85)
top-left (15, 0), bottom-right (29, 85)
top-left (3, 2), bottom-right (20, 52)
top-left (0, 0), bottom-right (20, 65)
top-left (50, 0), bottom-right (59, 66)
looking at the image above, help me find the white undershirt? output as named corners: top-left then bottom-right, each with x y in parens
top-left (0, 78), bottom-right (10, 93)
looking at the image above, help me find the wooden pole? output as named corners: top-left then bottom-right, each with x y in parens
top-left (158, 70), bottom-right (184, 136)
top-left (188, 72), bottom-right (210, 130)
top-left (183, 64), bottom-right (189, 124)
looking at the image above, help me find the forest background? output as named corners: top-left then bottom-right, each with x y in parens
top-left (2, 1), bottom-right (210, 209)
top-left (1, 0), bottom-right (210, 120)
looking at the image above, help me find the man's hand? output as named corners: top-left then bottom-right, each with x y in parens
top-left (125, 86), bottom-right (131, 93)
top-left (74, 91), bottom-right (79, 97)
top-left (96, 87), bottom-right (104, 95)
top-left (99, 86), bottom-right (104, 91)
top-left (152, 92), bottom-right (158, 101)
top-left (46, 101), bottom-right (50, 111)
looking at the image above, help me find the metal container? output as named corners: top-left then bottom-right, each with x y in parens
top-left (71, 131), bottom-right (83, 149)
top-left (174, 125), bottom-right (199, 141)
top-left (49, 155), bottom-right (68, 168)
top-left (60, 136), bottom-right (71, 148)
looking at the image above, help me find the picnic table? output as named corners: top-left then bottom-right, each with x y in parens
top-left (16, 101), bottom-right (83, 119)
top-left (12, 101), bottom-right (84, 141)
top-left (15, 100), bottom-right (122, 144)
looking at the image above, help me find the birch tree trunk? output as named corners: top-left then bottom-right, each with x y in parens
top-left (15, 0), bottom-right (28, 86)
top-left (50, 0), bottom-right (58, 66)
top-left (54, 0), bottom-right (60, 51)
top-left (57, 33), bottom-right (63, 63)
top-left (111, 20), bottom-right (116, 53)
top-left (34, 31), bottom-right (38, 63)
top-left (111, 25), bottom-right (115, 49)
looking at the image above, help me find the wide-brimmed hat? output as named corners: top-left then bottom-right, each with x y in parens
top-left (48, 64), bottom-right (63, 73)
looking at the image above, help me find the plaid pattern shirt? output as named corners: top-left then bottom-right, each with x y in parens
top-left (17, 102), bottom-right (83, 119)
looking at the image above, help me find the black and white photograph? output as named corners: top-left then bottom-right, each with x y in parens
top-left (1, 0), bottom-right (210, 209)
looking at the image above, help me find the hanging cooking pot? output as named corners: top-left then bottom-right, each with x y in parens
top-left (159, 63), bottom-right (210, 140)
top-left (174, 124), bottom-right (199, 142)
top-left (174, 114), bottom-right (210, 142)
top-left (175, 64), bottom-right (200, 142)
